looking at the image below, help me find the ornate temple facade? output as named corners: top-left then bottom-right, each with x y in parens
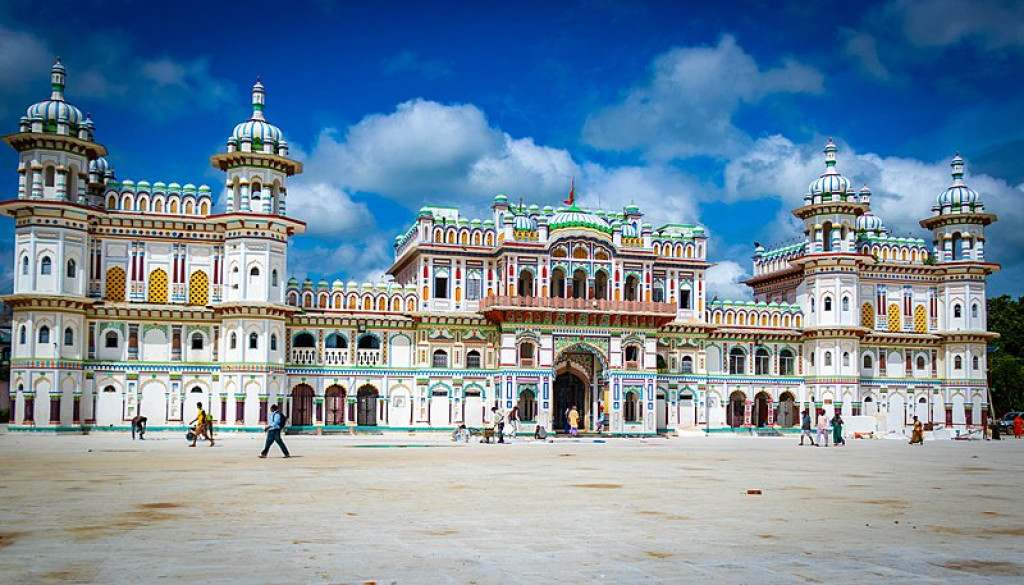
top-left (3, 61), bottom-right (999, 435)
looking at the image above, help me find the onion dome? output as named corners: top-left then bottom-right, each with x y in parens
top-left (936, 153), bottom-right (980, 209)
top-left (624, 203), bottom-right (641, 215)
top-left (513, 212), bottom-right (537, 231)
top-left (808, 138), bottom-right (850, 197)
top-left (167, 182), bottom-right (181, 193)
top-left (549, 204), bottom-right (611, 234)
top-left (25, 59), bottom-right (84, 129)
top-left (287, 277), bottom-right (298, 287)
top-left (856, 210), bottom-right (884, 233)
top-left (152, 181), bottom-right (167, 193)
top-left (230, 79), bottom-right (285, 151)
top-left (493, 194), bottom-right (509, 205)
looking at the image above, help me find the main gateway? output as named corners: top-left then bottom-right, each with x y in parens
top-left (3, 62), bottom-right (999, 435)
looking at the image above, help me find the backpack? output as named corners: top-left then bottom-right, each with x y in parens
top-left (278, 411), bottom-right (288, 428)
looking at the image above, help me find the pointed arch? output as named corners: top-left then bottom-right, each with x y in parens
top-left (147, 268), bottom-right (169, 303)
top-left (188, 270), bottom-right (210, 306)
top-left (105, 266), bottom-right (126, 302)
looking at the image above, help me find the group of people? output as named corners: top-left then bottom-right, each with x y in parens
top-left (130, 401), bottom-right (291, 459)
top-left (798, 409), bottom-right (846, 447)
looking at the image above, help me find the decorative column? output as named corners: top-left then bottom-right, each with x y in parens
top-left (743, 399), bottom-right (752, 426)
top-left (17, 166), bottom-right (27, 199)
top-left (56, 167), bottom-right (67, 200)
top-left (30, 163), bottom-right (43, 199)
top-left (239, 181), bottom-right (250, 212)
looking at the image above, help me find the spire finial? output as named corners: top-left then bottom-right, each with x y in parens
top-left (50, 56), bottom-right (66, 101)
top-left (824, 137), bottom-right (837, 168)
top-left (951, 152), bottom-right (965, 182)
top-left (251, 77), bottom-right (266, 120)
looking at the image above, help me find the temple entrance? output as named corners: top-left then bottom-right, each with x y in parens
top-left (727, 391), bottom-right (746, 427)
top-left (777, 392), bottom-right (797, 427)
top-left (357, 386), bottom-right (378, 426)
top-left (291, 384), bottom-right (314, 426)
top-left (753, 391), bottom-right (770, 427)
top-left (553, 372), bottom-right (586, 432)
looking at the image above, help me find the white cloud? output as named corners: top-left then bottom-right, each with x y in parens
top-left (724, 134), bottom-right (1024, 278)
top-left (582, 35), bottom-right (823, 160)
top-left (842, 31), bottom-right (892, 80)
top-left (288, 235), bottom-right (393, 283)
top-left (890, 0), bottom-right (1024, 50)
top-left (285, 181), bottom-right (374, 236)
top-left (705, 260), bottom-right (751, 301)
top-left (579, 163), bottom-right (703, 227)
top-left (0, 26), bottom-right (51, 119)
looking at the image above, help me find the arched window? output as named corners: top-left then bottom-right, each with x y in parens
top-left (954, 355), bottom-right (963, 370)
top-left (863, 353), bottom-right (873, 369)
top-left (271, 269), bottom-right (278, 287)
top-left (293, 332), bottom-right (315, 348)
top-left (66, 259), bottom-right (76, 278)
top-left (842, 352), bottom-right (850, 367)
top-left (681, 355), bottom-right (694, 374)
top-left (728, 348), bottom-right (746, 374)
top-left (324, 333), bottom-right (347, 349)
top-left (625, 345), bottom-right (640, 367)
top-left (810, 351), bottom-right (815, 367)
top-left (40, 256), bottom-right (52, 275)
top-left (754, 348), bottom-right (770, 375)
top-left (248, 332), bottom-right (258, 349)
top-left (63, 327), bottom-right (74, 346)
top-left (270, 334), bottom-right (277, 351)
top-left (954, 304), bottom-right (962, 318)
top-left (810, 297), bottom-right (815, 313)
top-left (916, 355), bottom-right (925, 370)
top-left (38, 325), bottom-right (50, 344)
top-left (105, 331), bottom-right (119, 348)
top-left (18, 325), bottom-right (26, 344)
top-left (841, 296), bottom-right (849, 312)
top-left (517, 270), bottom-right (534, 297)
top-left (250, 266), bottom-right (260, 277)
top-left (519, 342), bottom-right (536, 366)
top-left (779, 350), bottom-right (795, 375)
top-left (971, 303), bottom-right (979, 319)
top-left (21, 256), bottom-right (28, 275)
top-left (191, 333), bottom-right (204, 350)
top-left (44, 166), bottom-right (56, 187)
top-left (824, 351), bottom-right (833, 367)
top-left (357, 334), bottom-right (380, 350)
top-left (229, 333), bottom-right (237, 349)
top-left (466, 350), bottom-right (481, 369)
top-left (823, 296), bottom-right (833, 311)
top-left (517, 389), bottom-right (537, 421)
top-left (432, 349), bottom-right (449, 368)
top-left (972, 355), bottom-right (979, 370)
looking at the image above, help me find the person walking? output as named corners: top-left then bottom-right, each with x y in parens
top-left (507, 406), bottom-right (520, 440)
top-left (831, 413), bottom-right (846, 446)
top-left (568, 405), bottom-right (580, 437)
top-left (189, 402), bottom-right (214, 447)
top-left (259, 403), bottom-right (291, 458)
top-left (799, 409), bottom-right (816, 446)
top-left (909, 415), bottom-right (924, 445)
top-left (131, 414), bottom-right (147, 440)
top-left (1014, 413), bottom-right (1023, 439)
top-left (816, 409), bottom-right (830, 447)
top-left (564, 406), bottom-right (572, 435)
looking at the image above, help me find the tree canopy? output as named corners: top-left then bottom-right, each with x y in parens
top-left (987, 295), bottom-right (1024, 415)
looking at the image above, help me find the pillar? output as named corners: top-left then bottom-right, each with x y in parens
top-left (239, 182), bottom-right (250, 212)
top-left (31, 164), bottom-right (43, 199)
top-left (743, 399), bottom-right (752, 426)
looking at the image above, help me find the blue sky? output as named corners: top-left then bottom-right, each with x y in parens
top-left (2, 0), bottom-right (1023, 297)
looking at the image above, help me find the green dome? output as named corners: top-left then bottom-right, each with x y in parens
top-left (549, 205), bottom-right (611, 234)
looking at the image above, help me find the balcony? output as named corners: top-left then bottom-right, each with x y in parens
top-left (324, 348), bottom-right (348, 366)
top-left (356, 349), bottom-right (381, 366)
top-left (479, 295), bottom-right (677, 315)
top-left (291, 348), bottom-right (317, 365)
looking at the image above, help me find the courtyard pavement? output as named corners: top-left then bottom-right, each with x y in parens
top-left (1, 431), bottom-right (1022, 584)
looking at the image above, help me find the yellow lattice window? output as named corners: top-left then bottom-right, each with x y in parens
top-left (105, 266), bottom-right (126, 302)
top-left (861, 303), bottom-right (874, 327)
top-left (147, 269), bottom-right (168, 303)
top-left (189, 270), bottom-right (209, 306)
top-left (913, 305), bottom-right (927, 333)
top-left (887, 303), bottom-right (901, 332)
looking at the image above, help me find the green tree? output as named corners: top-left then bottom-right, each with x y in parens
top-left (987, 295), bottom-right (1024, 415)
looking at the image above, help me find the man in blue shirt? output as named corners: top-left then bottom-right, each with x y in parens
top-left (259, 403), bottom-right (291, 458)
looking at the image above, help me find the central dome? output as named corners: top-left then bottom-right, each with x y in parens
top-left (549, 204), bottom-right (611, 234)
top-left (228, 79), bottom-right (286, 151)
top-left (24, 59), bottom-right (83, 128)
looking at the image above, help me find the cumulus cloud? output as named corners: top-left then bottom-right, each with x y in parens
top-left (705, 260), bottom-right (751, 301)
top-left (579, 163), bottom-right (703, 227)
top-left (890, 0), bottom-right (1024, 50)
top-left (724, 134), bottom-right (1024, 279)
top-left (582, 35), bottom-right (823, 160)
top-left (288, 235), bottom-right (394, 283)
top-left (285, 181), bottom-right (374, 236)
top-left (304, 99), bottom-right (579, 207)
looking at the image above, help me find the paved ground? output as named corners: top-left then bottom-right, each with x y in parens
top-left (1, 431), bottom-right (1022, 584)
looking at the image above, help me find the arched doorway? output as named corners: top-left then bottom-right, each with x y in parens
top-left (594, 270), bottom-right (608, 300)
top-left (571, 269), bottom-right (587, 299)
top-left (325, 385), bottom-right (345, 425)
top-left (726, 391), bottom-right (746, 427)
top-left (553, 372), bottom-right (586, 432)
top-left (357, 386), bottom-right (378, 426)
top-left (777, 392), bottom-right (797, 427)
top-left (291, 384), bottom-right (314, 426)
top-left (551, 267), bottom-right (566, 298)
top-left (753, 391), bottom-right (770, 427)
top-left (624, 274), bottom-right (639, 301)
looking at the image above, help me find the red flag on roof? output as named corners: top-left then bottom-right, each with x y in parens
top-left (564, 177), bottom-right (575, 206)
